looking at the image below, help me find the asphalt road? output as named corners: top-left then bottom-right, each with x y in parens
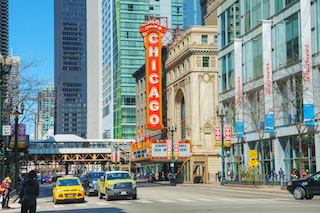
top-left (3, 183), bottom-right (320, 213)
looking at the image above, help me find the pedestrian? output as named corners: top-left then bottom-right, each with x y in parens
top-left (218, 171), bottom-right (222, 181)
top-left (167, 172), bottom-right (172, 181)
top-left (291, 168), bottom-right (300, 180)
top-left (19, 170), bottom-right (40, 213)
top-left (161, 171), bottom-right (165, 181)
top-left (278, 168), bottom-right (284, 180)
top-left (272, 170), bottom-right (277, 180)
top-left (1, 177), bottom-right (12, 209)
top-left (230, 170), bottom-right (234, 181)
top-left (302, 169), bottom-right (307, 179)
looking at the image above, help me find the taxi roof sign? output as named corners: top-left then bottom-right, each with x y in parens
top-left (248, 159), bottom-right (259, 169)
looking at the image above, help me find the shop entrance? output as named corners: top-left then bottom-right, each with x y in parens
top-left (176, 156), bottom-right (209, 184)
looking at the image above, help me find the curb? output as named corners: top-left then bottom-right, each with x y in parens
top-left (176, 184), bottom-right (288, 194)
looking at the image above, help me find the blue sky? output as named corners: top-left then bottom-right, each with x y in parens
top-left (9, 1), bottom-right (54, 134)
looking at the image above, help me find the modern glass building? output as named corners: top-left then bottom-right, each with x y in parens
top-left (101, 0), bottom-right (186, 139)
top-left (54, 0), bottom-right (87, 138)
top-left (218, 0), bottom-right (320, 179)
top-left (38, 84), bottom-right (55, 140)
top-left (0, 0), bottom-right (8, 57)
top-left (183, 0), bottom-right (202, 28)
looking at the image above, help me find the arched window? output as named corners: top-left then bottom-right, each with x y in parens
top-left (181, 96), bottom-right (186, 141)
top-left (177, 66), bottom-right (180, 76)
top-left (182, 64), bottom-right (184, 73)
top-left (186, 59), bottom-right (189, 70)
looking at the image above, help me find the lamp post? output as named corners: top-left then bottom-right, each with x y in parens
top-left (13, 102), bottom-right (24, 189)
top-left (216, 106), bottom-right (230, 183)
top-left (168, 126), bottom-right (177, 186)
top-left (113, 143), bottom-right (119, 171)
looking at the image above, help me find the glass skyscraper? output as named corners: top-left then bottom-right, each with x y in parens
top-left (101, 0), bottom-right (186, 139)
top-left (54, 0), bottom-right (87, 138)
top-left (183, 0), bottom-right (201, 28)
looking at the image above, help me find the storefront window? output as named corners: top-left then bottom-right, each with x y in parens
top-left (285, 12), bottom-right (299, 64)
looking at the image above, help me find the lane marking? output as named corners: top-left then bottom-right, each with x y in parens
top-left (216, 198), bottom-right (233, 201)
top-left (135, 200), bottom-right (153, 203)
top-left (116, 201), bottom-right (130, 205)
top-left (158, 200), bottom-right (174, 203)
top-left (197, 199), bottom-right (215, 202)
top-left (96, 202), bottom-right (110, 205)
top-left (75, 204), bottom-right (88, 207)
top-left (177, 199), bottom-right (194, 202)
top-left (54, 205), bottom-right (65, 208)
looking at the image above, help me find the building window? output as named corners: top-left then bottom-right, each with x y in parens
top-left (227, 6), bottom-right (234, 44)
top-left (245, 0), bottom-right (250, 33)
top-left (214, 35), bottom-right (218, 44)
top-left (221, 56), bottom-right (227, 91)
top-left (285, 12), bottom-right (299, 64)
top-left (141, 109), bottom-right (143, 120)
top-left (252, 0), bottom-right (261, 29)
top-left (128, 4), bottom-right (133, 11)
top-left (275, 0), bottom-right (283, 13)
top-left (203, 57), bottom-right (209, 67)
top-left (181, 97), bottom-right (186, 141)
top-left (221, 12), bottom-right (226, 47)
top-left (285, 0), bottom-right (297, 7)
top-left (150, 6), bottom-right (154, 10)
top-left (235, 0), bottom-right (241, 38)
top-left (202, 35), bottom-right (208, 44)
top-left (253, 34), bottom-right (263, 79)
top-left (141, 94), bottom-right (143, 103)
top-left (182, 64), bottom-right (184, 73)
top-left (263, 0), bottom-right (270, 19)
top-left (227, 52), bottom-right (235, 90)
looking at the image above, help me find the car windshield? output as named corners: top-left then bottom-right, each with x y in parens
top-left (107, 173), bottom-right (132, 180)
top-left (58, 179), bottom-right (80, 186)
top-left (311, 173), bottom-right (320, 181)
top-left (88, 173), bottom-right (104, 179)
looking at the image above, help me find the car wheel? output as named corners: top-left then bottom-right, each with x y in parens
top-left (132, 194), bottom-right (137, 200)
top-left (306, 195), bottom-right (313, 200)
top-left (53, 197), bottom-right (57, 204)
top-left (105, 191), bottom-right (111, 201)
top-left (98, 190), bottom-right (103, 199)
top-left (293, 187), bottom-right (306, 199)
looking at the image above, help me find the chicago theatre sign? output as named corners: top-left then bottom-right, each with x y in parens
top-left (140, 20), bottom-right (166, 130)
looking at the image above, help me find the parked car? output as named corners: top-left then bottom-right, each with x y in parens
top-left (41, 176), bottom-right (52, 184)
top-left (98, 171), bottom-right (136, 201)
top-left (53, 177), bottom-right (85, 204)
top-left (83, 172), bottom-right (104, 196)
top-left (287, 171), bottom-right (320, 199)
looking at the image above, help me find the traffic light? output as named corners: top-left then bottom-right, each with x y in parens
top-left (0, 142), bottom-right (3, 155)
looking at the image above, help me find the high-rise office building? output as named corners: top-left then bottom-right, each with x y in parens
top-left (35, 84), bottom-right (54, 140)
top-left (183, 0), bottom-right (201, 28)
top-left (54, 0), bottom-right (87, 138)
top-left (0, 0), bottom-right (8, 57)
top-left (100, 0), bottom-right (186, 140)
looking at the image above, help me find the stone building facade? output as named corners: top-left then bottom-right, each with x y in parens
top-left (165, 25), bottom-right (220, 181)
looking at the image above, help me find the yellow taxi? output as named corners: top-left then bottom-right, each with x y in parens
top-left (53, 177), bottom-right (85, 204)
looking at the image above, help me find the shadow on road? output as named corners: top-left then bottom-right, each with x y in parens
top-left (35, 207), bottom-right (125, 213)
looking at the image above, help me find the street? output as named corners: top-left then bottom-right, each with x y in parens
top-left (2, 183), bottom-right (320, 213)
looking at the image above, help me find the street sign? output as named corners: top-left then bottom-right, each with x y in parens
top-left (214, 126), bottom-right (221, 146)
top-left (170, 163), bottom-right (174, 167)
top-left (248, 159), bottom-right (259, 169)
top-left (2, 125), bottom-right (10, 136)
top-left (248, 150), bottom-right (257, 159)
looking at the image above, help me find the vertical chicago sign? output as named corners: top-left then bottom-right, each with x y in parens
top-left (140, 20), bottom-right (166, 130)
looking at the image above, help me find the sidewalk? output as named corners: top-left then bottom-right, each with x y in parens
top-left (177, 183), bottom-right (288, 195)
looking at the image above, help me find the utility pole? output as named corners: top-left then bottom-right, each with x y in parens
top-left (113, 143), bottom-right (119, 171)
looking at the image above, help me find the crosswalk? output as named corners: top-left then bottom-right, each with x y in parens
top-left (7, 197), bottom-right (292, 211)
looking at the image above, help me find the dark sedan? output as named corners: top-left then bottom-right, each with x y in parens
top-left (287, 171), bottom-right (320, 199)
top-left (41, 176), bottom-right (52, 184)
top-left (83, 172), bottom-right (105, 196)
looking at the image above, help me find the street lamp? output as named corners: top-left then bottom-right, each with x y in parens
top-left (13, 102), bottom-right (24, 189)
top-left (168, 126), bottom-right (177, 186)
top-left (112, 143), bottom-right (119, 171)
top-left (216, 106), bottom-right (230, 183)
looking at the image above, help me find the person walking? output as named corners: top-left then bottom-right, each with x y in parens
top-left (218, 171), bottom-right (222, 181)
top-left (1, 177), bottom-right (12, 209)
top-left (291, 168), bottom-right (300, 180)
top-left (161, 171), bottom-right (165, 181)
top-left (278, 168), bottom-right (284, 180)
top-left (19, 170), bottom-right (39, 213)
top-left (230, 170), bottom-right (234, 181)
